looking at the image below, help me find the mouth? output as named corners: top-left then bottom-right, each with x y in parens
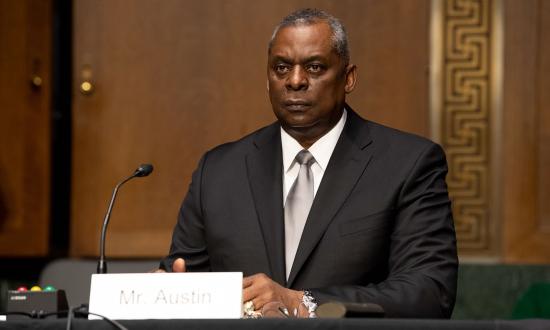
top-left (283, 100), bottom-right (312, 111)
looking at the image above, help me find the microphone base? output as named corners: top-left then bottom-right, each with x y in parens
top-left (97, 260), bottom-right (107, 274)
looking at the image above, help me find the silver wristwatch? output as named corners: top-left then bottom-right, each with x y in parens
top-left (301, 290), bottom-right (318, 318)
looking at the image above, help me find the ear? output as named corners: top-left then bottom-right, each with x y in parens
top-left (344, 64), bottom-right (357, 93)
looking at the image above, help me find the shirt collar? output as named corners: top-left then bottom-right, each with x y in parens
top-left (281, 108), bottom-right (347, 172)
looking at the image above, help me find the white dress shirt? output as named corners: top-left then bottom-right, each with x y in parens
top-left (281, 109), bottom-right (347, 205)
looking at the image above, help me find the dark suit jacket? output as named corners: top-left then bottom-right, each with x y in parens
top-left (161, 108), bottom-right (458, 318)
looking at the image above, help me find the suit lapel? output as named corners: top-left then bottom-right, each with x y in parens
top-left (245, 124), bottom-right (287, 286)
top-left (287, 109), bottom-right (374, 286)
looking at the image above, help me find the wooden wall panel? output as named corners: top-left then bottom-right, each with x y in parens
top-left (71, 0), bottom-right (430, 257)
top-left (538, 0), bottom-right (550, 231)
top-left (0, 0), bottom-right (52, 256)
top-left (346, 0), bottom-right (431, 136)
top-left (502, 0), bottom-right (550, 262)
top-left (429, 0), bottom-right (550, 262)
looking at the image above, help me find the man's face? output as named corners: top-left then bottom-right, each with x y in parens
top-left (267, 22), bottom-right (356, 144)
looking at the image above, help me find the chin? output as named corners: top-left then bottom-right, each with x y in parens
top-left (285, 120), bottom-right (319, 130)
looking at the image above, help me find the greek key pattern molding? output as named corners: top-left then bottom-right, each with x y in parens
top-left (441, 0), bottom-right (492, 252)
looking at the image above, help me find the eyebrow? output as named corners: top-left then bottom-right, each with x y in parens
top-left (271, 54), bottom-right (329, 64)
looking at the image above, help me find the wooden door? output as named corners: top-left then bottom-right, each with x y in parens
top-left (71, 0), bottom-right (430, 257)
top-left (0, 0), bottom-right (52, 256)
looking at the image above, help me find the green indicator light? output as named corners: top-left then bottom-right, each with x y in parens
top-left (43, 285), bottom-right (56, 292)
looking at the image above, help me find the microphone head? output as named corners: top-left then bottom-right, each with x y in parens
top-left (135, 164), bottom-right (153, 177)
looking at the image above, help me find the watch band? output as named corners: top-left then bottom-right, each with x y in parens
top-left (302, 290), bottom-right (318, 318)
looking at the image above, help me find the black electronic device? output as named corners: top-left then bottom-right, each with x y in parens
top-left (6, 289), bottom-right (68, 320)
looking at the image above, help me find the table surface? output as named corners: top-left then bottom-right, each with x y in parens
top-left (1, 318), bottom-right (550, 330)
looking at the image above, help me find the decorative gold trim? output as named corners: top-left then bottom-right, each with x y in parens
top-left (430, 0), bottom-right (444, 144)
top-left (490, 0), bottom-right (503, 260)
top-left (430, 0), bottom-right (502, 258)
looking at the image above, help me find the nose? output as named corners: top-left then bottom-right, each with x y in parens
top-left (286, 66), bottom-right (308, 91)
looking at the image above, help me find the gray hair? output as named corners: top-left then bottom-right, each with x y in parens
top-left (268, 8), bottom-right (350, 66)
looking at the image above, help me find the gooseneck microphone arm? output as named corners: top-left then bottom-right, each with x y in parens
top-left (97, 164), bottom-right (153, 274)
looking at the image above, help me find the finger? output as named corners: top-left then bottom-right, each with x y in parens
top-left (242, 276), bottom-right (278, 310)
top-left (243, 286), bottom-right (268, 311)
top-left (242, 283), bottom-right (260, 302)
top-left (251, 295), bottom-right (272, 311)
top-left (243, 276), bottom-right (256, 288)
top-left (172, 258), bottom-right (186, 272)
top-left (243, 273), bottom-right (264, 287)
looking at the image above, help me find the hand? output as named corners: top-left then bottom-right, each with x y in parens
top-left (150, 258), bottom-right (186, 273)
top-left (172, 258), bottom-right (186, 272)
top-left (243, 273), bottom-right (303, 314)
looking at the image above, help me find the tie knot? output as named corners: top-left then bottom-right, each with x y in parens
top-left (295, 149), bottom-right (315, 166)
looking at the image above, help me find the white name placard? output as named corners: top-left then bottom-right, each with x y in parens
top-left (89, 272), bottom-right (243, 320)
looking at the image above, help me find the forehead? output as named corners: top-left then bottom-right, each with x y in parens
top-left (269, 22), bottom-right (335, 58)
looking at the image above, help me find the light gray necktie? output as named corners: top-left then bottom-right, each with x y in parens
top-left (284, 149), bottom-right (315, 280)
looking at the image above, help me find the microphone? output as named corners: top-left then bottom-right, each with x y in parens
top-left (134, 164), bottom-right (153, 177)
top-left (97, 164), bottom-right (154, 274)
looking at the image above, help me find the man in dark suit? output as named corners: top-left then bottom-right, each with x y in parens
top-left (160, 8), bottom-right (458, 318)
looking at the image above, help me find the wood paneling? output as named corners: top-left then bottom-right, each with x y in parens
top-left (430, 0), bottom-right (498, 258)
top-left (71, 0), bottom-right (430, 257)
top-left (538, 0), bottom-right (550, 231)
top-left (502, 0), bottom-right (550, 262)
top-left (0, 0), bottom-right (52, 256)
top-left (347, 0), bottom-right (431, 136)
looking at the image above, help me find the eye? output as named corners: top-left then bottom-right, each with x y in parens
top-left (274, 64), bottom-right (290, 74)
top-left (307, 64), bottom-right (323, 73)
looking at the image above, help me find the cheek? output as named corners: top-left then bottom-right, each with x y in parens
top-left (268, 79), bottom-right (284, 95)
top-left (312, 79), bottom-right (345, 100)
top-left (310, 81), bottom-right (334, 99)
